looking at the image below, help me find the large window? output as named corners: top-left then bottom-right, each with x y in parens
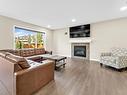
top-left (14, 27), bottom-right (45, 49)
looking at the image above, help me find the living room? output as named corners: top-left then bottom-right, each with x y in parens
top-left (1, 0), bottom-right (127, 95)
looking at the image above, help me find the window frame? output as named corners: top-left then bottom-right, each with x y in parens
top-left (13, 26), bottom-right (46, 49)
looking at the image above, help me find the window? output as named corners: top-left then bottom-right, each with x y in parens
top-left (14, 27), bottom-right (45, 49)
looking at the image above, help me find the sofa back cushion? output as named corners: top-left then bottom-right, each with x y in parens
top-left (0, 48), bottom-right (47, 57)
top-left (12, 50), bottom-right (21, 56)
top-left (0, 49), bottom-right (21, 56)
top-left (35, 48), bottom-right (45, 55)
top-left (20, 49), bottom-right (35, 57)
top-left (111, 48), bottom-right (127, 56)
top-left (6, 54), bottom-right (30, 69)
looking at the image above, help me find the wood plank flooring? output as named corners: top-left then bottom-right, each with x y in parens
top-left (34, 58), bottom-right (127, 95)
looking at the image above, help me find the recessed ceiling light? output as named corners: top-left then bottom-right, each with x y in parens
top-left (120, 6), bottom-right (127, 11)
top-left (72, 19), bottom-right (76, 22)
top-left (47, 25), bottom-right (51, 28)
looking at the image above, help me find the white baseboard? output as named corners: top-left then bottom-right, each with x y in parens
top-left (90, 59), bottom-right (100, 62)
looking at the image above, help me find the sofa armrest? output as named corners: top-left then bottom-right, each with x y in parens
top-left (45, 51), bottom-right (52, 55)
top-left (14, 60), bottom-right (54, 95)
top-left (101, 52), bottom-right (112, 56)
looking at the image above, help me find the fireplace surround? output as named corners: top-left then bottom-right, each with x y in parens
top-left (71, 43), bottom-right (89, 59)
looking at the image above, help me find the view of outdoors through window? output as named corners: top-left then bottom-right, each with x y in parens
top-left (15, 27), bottom-right (45, 49)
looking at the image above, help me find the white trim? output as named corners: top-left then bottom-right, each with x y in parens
top-left (13, 25), bottom-right (46, 49)
top-left (12, 26), bottom-right (16, 49)
top-left (90, 59), bottom-right (100, 62)
top-left (13, 25), bottom-right (45, 33)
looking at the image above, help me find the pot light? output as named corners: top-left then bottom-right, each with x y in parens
top-left (120, 6), bottom-right (127, 11)
top-left (72, 19), bottom-right (76, 22)
top-left (47, 25), bottom-right (51, 28)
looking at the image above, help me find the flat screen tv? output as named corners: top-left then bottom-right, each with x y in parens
top-left (70, 24), bottom-right (90, 38)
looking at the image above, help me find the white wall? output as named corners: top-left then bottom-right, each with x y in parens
top-left (0, 15), bottom-right (53, 51)
top-left (91, 18), bottom-right (127, 61)
top-left (53, 28), bottom-right (71, 57)
top-left (53, 18), bottom-right (127, 61)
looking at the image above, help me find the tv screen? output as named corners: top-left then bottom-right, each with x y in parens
top-left (70, 24), bottom-right (90, 38)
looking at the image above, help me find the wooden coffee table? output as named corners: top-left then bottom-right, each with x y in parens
top-left (39, 54), bottom-right (67, 70)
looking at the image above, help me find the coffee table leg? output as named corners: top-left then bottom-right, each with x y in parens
top-left (55, 60), bottom-right (57, 70)
top-left (63, 59), bottom-right (65, 68)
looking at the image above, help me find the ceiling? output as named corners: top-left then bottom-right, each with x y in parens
top-left (0, 0), bottom-right (127, 29)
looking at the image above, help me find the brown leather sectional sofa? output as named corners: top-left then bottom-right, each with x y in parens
top-left (0, 48), bottom-right (54, 95)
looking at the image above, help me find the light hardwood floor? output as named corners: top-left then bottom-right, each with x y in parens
top-left (34, 58), bottom-right (127, 95)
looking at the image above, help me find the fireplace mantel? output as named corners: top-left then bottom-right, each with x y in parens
top-left (69, 38), bottom-right (92, 43)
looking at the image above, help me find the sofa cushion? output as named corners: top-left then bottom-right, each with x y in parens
top-left (0, 52), bottom-right (11, 58)
top-left (20, 49), bottom-right (35, 57)
top-left (0, 49), bottom-right (21, 56)
top-left (35, 48), bottom-right (46, 55)
top-left (14, 63), bottom-right (23, 72)
top-left (26, 55), bottom-right (40, 60)
top-left (6, 54), bottom-right (30, 69)
top-left (12, 49), bottom-right (21, 56)
top-left (101, 56), bottom-right (118, 63)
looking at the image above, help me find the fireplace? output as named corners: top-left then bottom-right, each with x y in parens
top-left (71, 43), bottom-right (89, 59)
top-left (74, 46), bottom-right (86, 57)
